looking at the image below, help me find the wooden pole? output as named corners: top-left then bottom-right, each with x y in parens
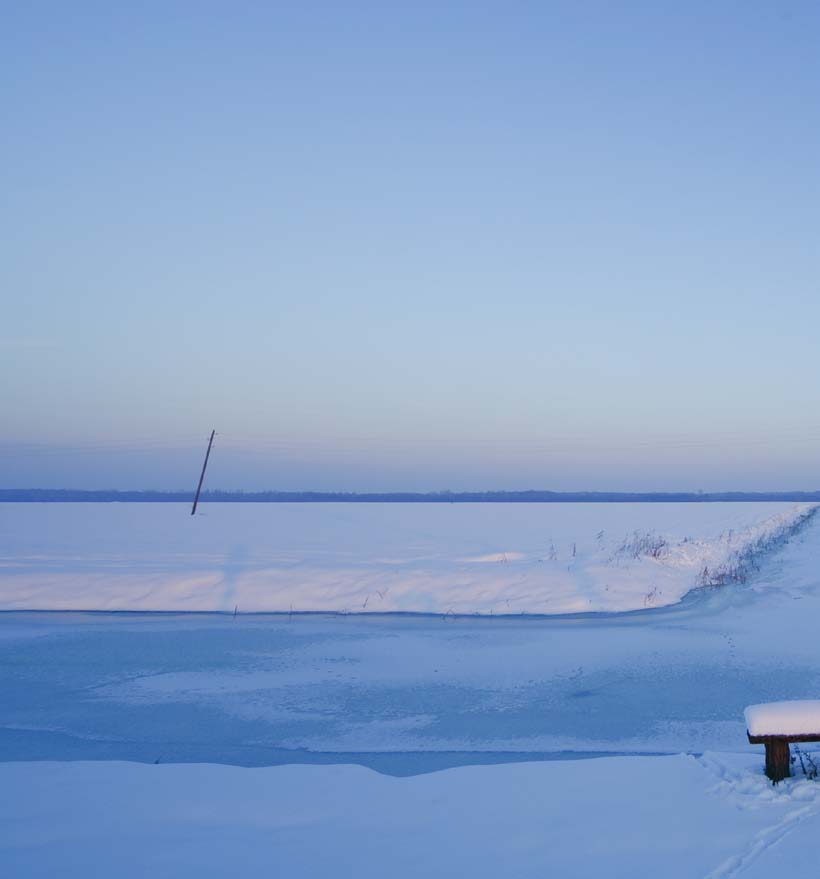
top-left (191, 430), bottom-right (215, 516)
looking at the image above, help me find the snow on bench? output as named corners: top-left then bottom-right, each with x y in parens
top-left (745, 701), bottom-right (820, 781)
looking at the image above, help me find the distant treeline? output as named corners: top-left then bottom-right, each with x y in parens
top-left (3, 489), bottom-right (820, 503)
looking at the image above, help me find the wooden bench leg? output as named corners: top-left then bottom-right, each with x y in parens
top-left (765, 741), bottom-right (791, 782)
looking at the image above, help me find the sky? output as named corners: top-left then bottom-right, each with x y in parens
top-left (3, 1), bottom-right (820, 492)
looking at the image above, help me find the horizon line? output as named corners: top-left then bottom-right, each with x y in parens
top-left (3, 489), bottom-right (820, 503)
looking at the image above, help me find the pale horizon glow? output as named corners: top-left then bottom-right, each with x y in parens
top-left (3, 2), bottom-right (820, 492)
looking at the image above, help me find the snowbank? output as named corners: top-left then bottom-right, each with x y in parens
top-left (2, 754), bottom-right (819, 878)
top-left (0, 502), bottom-right (814, 614)
top-left (746, 701), bottom-right (820, 737)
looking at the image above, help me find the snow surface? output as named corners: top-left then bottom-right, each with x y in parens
top-left (0, 501), bottom-right (814, 614)
top-left (745, 701), bottom-right (820, 737)
top-left (4, 517), bottom-right (820, 766)
top-left (2, 500), bottom-right (820, 767)
top-left (2, 754), bottom-right (820, 878)
top-left (4, 502), bottom-right (820, 875)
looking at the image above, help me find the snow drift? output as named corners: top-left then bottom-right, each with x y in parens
top-left (3, 753), bottom-right (820, 879)
top-left (0, 501), bottom-right (815, 615)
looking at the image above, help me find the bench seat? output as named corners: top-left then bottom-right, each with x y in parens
top-left (745, 701), bottom-right (820, 781)
top-left (745, 700), bottom-right (820, 737)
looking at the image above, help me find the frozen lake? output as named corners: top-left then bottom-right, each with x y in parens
top-left (1, 502), bottom-right (819, 775)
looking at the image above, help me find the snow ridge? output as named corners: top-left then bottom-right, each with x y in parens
top-left (692, 503), bottom-right (818, 591)
top-left (0, 502), bottom-right (815, 615)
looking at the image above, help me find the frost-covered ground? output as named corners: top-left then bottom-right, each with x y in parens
top-left (3, 501), bottom-right (820, 876)
top-left (0, 501), bottom-right (813, 613)
top-left (3, 753), bottom-right (820, 878)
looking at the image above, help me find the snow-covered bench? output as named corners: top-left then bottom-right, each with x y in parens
top-left (745, 701), bottom-right (820, 782)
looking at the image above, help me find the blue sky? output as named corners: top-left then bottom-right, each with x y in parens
top-left (3, 1), bottom-right (820, 491)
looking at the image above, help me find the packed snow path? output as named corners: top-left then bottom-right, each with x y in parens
top-left (2, 504), bottom-right (820, 772)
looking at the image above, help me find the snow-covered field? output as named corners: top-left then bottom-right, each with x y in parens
top-left (3, 753), bottom-right (820, 878)
top-left (3, 501), bottom-right (820, 877)
top-left (0, 501), bottom-right (813, 614)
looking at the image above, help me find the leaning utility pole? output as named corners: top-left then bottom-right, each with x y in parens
top-left (191, 430), bottom-right (215, 516)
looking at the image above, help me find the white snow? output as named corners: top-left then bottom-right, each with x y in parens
top-left (745, 701), bottom-right (820, 737)
top-left (2, 501), bottom-right (820, 763)
top-left (3, 502), bottom-right (820, 876)
top-left (0, 501), bottom-right (814, 614)
top-left (2, 753), bottom-right (820, 878)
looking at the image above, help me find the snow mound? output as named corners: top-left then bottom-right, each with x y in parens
top-left (2, 754), bottom-right (820, 879)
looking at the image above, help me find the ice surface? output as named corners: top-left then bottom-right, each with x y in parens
top-left (745, 701), bottom-right (820, 737)
top-left (2, 502), bottom-right (820, 769)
